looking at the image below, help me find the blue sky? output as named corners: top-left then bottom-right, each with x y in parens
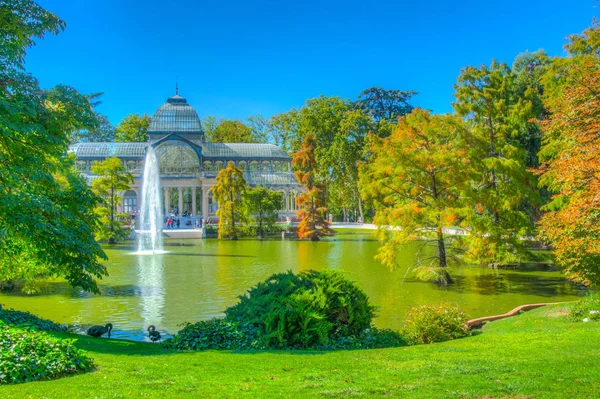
top-left (28, 0), bottom-right (597, 125)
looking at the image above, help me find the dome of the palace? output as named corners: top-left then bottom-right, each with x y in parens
top-left (147, 93), bottom-right (203, 135)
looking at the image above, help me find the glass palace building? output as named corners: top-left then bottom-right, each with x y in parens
top-left (70, 92), bottom-right (302, 221)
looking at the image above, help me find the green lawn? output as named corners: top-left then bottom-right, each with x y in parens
top-left (4, 305), bottom-right (599, 398)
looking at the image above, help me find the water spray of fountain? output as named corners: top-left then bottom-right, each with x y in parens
top-left (137, 146), bottom-right (165, 254)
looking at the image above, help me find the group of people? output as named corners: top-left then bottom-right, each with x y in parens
top-left (164, 216), bottom-right (205, 230)
top-left (165, 217), bottom-right (180, 229)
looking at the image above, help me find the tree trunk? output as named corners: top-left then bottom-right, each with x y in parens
top-left (358, 197), bottom-right (364, 223)
top-left (437, 226), bottom-right (447, 267)
top-left (343, 207), bottom-right (347, 223)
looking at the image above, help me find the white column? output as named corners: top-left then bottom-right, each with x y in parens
top-left (164, 187), bottom-right (170, 214)
top-left (202, 187), bottom-right (209, 219)
top-left (192, 187), bottom-right (197, 216)
top-left (178, 187), bottom-right (183, 215)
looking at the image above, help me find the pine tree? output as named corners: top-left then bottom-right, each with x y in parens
top-left (453, 60), bottom-right (539, 267)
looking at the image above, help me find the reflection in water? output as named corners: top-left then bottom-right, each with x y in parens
top-left (137, 254), bottom-right (165, 337)
top-left (0, 235), bottom-right (587, 341)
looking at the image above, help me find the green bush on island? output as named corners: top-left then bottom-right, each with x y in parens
top-left (0, 305), bottom-right (65, 332)
top-left (162, 318), bottom-right (264, 351)
top-left (569, 292), bottom-right (600, 323)
top-left (225, 270), bottom-right (376, 348)
top-left (403, 303), bottom-right (470, 344)
top-left (165, 270), bottom-right (405, 351)
top-left (0, 323), bottom-right (94, 384)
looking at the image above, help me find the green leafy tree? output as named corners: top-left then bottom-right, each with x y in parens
top-left (91, 157), bottom-right (133, 244)
top-left (243, 187), bottom-right (282, 237)
top-left (115, 113), bottom-right (151, 142)
top-left (453, 60), bottom-right (539, 267)
top-left (270, 109), bottom-right (299, 152)
top-left (360, 109), bottom-right (473, 284)
top-left (212, 119), bottom-right (254, 143)
top-left (293, 133), bottom-right (334, 241)
top-left (278, 96), bottom-right (375, 219)
top-left (213, 161), bottom-right (248, 239)
top-left (71, 113), bottom-right (115, 142)
top-left (354, 87), bottom-right (417, 124)
top-left (246, 115), bottom-right (271, 143)
top-left (0, 0), bottom-right (107, 293)
top-left (202, 115), bottom-right (219, 141)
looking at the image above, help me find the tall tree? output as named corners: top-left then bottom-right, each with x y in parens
top-left (511, 50), bottom-right (551, 169)
top-left (0, 0), bottom-right (107, 293)
top-left (91, 157), bottom-right (133, 244)
top-left (212, 119), bottom-right (254, 143)
top-left (354, 87), bottom-right (417, 124)
top-left (213, 161), bottom-right (248, 239)
top-left (537, 21), bottom-right (600, 286)
top-left (71, 113), bottom-right (115, 142)
top-left (453, 60), bottom-right (538, 267)
top-left (270, 109), bottom-right (299, 152)
top-left (202, 115), bottom-right (219, 141)
top-left (243, 187), bottom-right (282, 238)
top-left (246, 115), bottom-right (271, 143)
top-left (293, 133), bottom-right (334, 241)
top-left (115, 113), bottom-right (151, 142)
top-left (360, 109), bottom-right (473, 284)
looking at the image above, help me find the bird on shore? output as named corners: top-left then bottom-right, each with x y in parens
top-left (87, 323), bottom-right (113, 338)
top-left (148, 325), bottom-right (161, 343)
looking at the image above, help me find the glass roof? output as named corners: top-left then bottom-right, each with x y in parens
top-left (244, 171), bottom-right (299, 186)
top-left (148, 94), bottom-right (203, 134)
top-left (203, 143), bottom-right (290, 159)
top-left (69, 142), bottom-right (148, 158)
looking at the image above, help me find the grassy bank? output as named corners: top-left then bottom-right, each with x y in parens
top-left (3, 305), bottom-right (599, 398)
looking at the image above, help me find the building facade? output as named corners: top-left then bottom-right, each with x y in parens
top-left (70, 92), bottom-right (302, 222)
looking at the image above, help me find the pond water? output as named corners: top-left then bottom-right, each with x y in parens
top-left (0, 233), bottom-right (585, 341)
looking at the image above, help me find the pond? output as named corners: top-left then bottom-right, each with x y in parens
top-left (0, 232), bottom-right (585, 341)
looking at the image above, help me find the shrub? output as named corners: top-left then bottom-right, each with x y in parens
top-left (225, 270), bottom-right (376, 348)
top-left (569, 292), bottom-right (600, 322)
top-left (0, 305), bottom-right (65, 332)
top-left (162, 318), bottom-right (263, 351)
top-left (0, 323), bottom-right (94, 384)
top-left (403, 303), bottom-right (470, 344)
top-left (318, 327), bottom-right (406, 350)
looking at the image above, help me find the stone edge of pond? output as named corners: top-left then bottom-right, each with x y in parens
top-left (467, 301), bottom-right (573, 329)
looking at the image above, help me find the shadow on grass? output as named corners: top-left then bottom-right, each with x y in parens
top-left (55, 332), bottom-right (329, 357)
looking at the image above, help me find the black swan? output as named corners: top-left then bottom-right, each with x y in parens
top-left (148, 325), bottom-right (161, 343)
top-left (87, 323), bottom-right (113, 338)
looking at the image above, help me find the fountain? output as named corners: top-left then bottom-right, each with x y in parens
top-left (137, 146), bottom-right (164, 254)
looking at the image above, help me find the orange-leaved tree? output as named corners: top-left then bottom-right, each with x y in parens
top-left (537, 22), bottom-right (600, 286)
top-left (359, 109), bottom-right (474, 284)
top-left (293, 133), bottom-right (334, 241)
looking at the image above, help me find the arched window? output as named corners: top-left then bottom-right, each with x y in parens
top-left (155, 140), bottom-right (200, 175)
top-left (273, 161), bottom-right (281, 171)
top-left (282, 162), bottom-right (289, 172)
top-left (250, 160), bottom-right (259, 171)
top-left (238, 161), bottom-right (247, 170)
top-left (262, 161), bottom-right (270, 171)
top-left (203, 161), bottom-right (213, 171)
top-left (215, 161), bottom-right (224, 170)
top-left (76, 160), bottom-right (86, 171)
top-left (280, 191), bottom-right (287, 211)
top-left (126, 160), bottom-right (136, 171)
top-left (123, 190), bottom-right (137, 213)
